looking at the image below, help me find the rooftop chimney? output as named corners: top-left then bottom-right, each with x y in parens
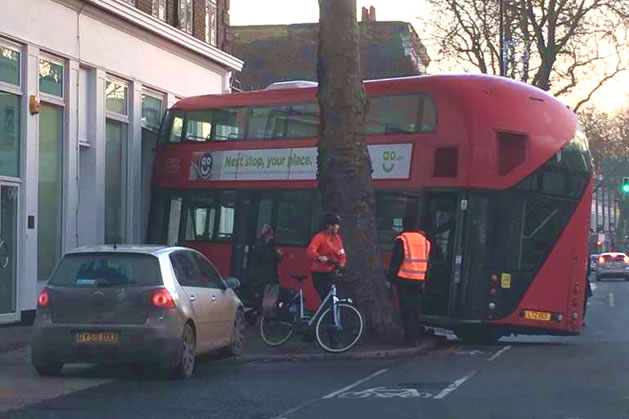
top-left (368, 6), bottom-right (376, 21)
top-left (361, 7), bottom-right (369, 21)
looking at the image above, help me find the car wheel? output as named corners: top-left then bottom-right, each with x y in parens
top-left (171, 322), bottom-right (196, 379)
top-left (33, 362), bottom-right (63, 376)
top-left (228, 310), bottom-right (246, 356)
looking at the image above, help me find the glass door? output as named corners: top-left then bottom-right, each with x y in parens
top-left (0, 184), bottom-right (18, 322)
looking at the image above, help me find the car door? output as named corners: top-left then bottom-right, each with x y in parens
top-left (192, 252), bottom-right (237, 347)
top-left (169, 251), bottom-right (215, 352)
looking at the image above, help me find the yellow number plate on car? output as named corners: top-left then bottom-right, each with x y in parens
top-left (75, 332), bottom-right (118, 344)
top-left (523, 310), bottom-right (551, 321)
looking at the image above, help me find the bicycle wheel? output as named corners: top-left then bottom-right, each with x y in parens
top-left (259, 315), bottom-right (294, 346)
top-left (315, 303), bottom-right (364, 353)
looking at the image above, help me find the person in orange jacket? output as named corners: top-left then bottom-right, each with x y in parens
top-left (387, 216), bottom-right (431, 346)
top-left (306, 213), bottom-right (347, 304)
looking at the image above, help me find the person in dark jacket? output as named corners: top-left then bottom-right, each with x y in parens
top-left (387, 216), bottom-right (431, 346)
top-left (243, 225), bottom-right (282, 321)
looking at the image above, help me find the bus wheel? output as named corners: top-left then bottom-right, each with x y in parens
top-left (455, 328), bottom-right (501, 345)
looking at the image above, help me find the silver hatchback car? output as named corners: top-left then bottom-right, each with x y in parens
top-left (595, 252), bottom-right (629, 281)
top-left (32, 245), bottom-right (245, 379)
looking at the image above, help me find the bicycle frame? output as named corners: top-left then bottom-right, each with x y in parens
top-left (291, 276), bottom-right (344, 328)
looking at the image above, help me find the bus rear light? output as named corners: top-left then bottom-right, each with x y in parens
top-left (489, 288), bottom-right (497, 296)
top-left (557, 314), bottom-right (564, 321)
top-left (488, 302), bottom-right (496, 310)
top-left (571, 311), bottom-right (579, 320)
top-left (490, 274), bottom-right (499, 283)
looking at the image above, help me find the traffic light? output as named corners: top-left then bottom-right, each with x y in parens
top-left (622, 177), bottom-right (629, 194)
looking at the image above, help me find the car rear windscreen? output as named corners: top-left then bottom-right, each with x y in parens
top-left (49, 253), bottom-right (162, 287)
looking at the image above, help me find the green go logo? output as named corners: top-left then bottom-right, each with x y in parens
top-left (382, 151), bottom-right (397, 173)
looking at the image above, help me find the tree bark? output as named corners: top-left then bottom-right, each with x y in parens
top-left (317, 0), bottom-right (403, 342)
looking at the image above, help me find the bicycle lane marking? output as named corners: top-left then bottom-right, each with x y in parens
top-left (432, 371), bottom-right (477, 399)
top-left (270, 368), bottom-right (389, 419)
top-left (322, 369), bottom-right (389, 399)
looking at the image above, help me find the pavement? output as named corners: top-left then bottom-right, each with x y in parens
top-left (0, 320), bottom-right (438, 363)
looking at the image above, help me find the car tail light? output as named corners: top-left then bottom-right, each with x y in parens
top-left (624, 256), bottom-right (629, 264)
top-left (151, 289), bottom-right (175, 309)
top-left (37, 289), bottom-right (50, 308)
top-left (598, 256), bottom-right (605, 264)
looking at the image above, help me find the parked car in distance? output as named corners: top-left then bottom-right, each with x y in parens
top-left (595, 252), bottom-right (629, 281)
top-left (32, 245), bottom-right (245, 379)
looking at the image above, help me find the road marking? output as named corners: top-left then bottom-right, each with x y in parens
top-left (487, 345), bottom-right (511, 362)
top-left (609, 293), bottom-right (615, 307)
top-left (322, 368), bottom-right (388, 399)
top-left (271, 369), bottom-right (389, 418)
top-left (337, 387), bottom-right (432, 399)
top-left (433, 371), bottom-right (477, 400)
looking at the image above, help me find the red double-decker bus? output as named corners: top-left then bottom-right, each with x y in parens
top-left (147, 74), bottom-right (592, 341)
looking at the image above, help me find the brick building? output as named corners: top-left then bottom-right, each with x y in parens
top-left (0, 0), bottom-right (243, 324)
top-left (229, 8), bottom-right (430, 91)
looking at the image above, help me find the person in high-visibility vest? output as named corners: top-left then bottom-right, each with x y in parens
top-left (387, 216), bottom-right (431, 346)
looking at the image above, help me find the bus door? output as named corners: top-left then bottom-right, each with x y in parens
top-left (449, 192), bottom-right (491, 319)
top-left (421, 191), bottom-right (461, 317)
top-left (230, 191), bottom-right (262, 281)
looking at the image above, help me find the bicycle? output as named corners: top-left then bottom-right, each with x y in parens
top-left (259, 265), bottom-right (364, 353)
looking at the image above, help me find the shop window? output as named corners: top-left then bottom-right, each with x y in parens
top-left (38, 105), bottom-right (63, 281)
top-left (205, 0), bottom-right (217, 46)
top-left (366, 94), bottom-right (436, 134)
top-left (39, 58), bottom-right (64, 98)
top-left (152, 0), bottom-right (167, 20)
top-left (179, 0), bottom-right (193, 34)
top-left (0, 92), bottom-right (20, 177)
top-left (0, 46), bottom-right (20, 86)
top-left (105, 120), bottom-right (128, 244)
top-left (106, 80), bottom-right (128, 116)
top-left (142, 93), bottom-right (163, 131)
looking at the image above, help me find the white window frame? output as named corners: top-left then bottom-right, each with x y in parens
top-left (39, 54), bottom-right (66, 107)
top-left (179, 0), bottom-right (193, 34)
top-left (152, 0), bottom-right (167, 21)
top-left (141, 88), bottom-right (165, 131)
top-left (0, 39), bottom-right (23, 96)
top-left (105, 76), bottom-right (129, 123)
top-left (205, 0), bottom-right (218, 46)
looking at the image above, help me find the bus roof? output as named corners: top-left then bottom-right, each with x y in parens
top-left (172, 74), bottom-right (562, 111)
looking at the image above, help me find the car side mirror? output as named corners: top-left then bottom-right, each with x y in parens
top-left (225, 276), bottom-right (240, 289)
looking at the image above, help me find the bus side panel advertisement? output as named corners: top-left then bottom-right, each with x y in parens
top-left (188, 144), bottom-right (413, 181)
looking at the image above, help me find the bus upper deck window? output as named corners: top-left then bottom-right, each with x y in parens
top-left (366, 94), bottom-right (435, 135)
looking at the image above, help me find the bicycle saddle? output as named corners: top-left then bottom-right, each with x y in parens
top-left (290, 275), bottom-right (308, 282)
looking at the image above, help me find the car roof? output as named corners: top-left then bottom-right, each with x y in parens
top-left (65, 245), bottom-right (190, 256)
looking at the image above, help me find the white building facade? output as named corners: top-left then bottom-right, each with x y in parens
top-left (0, 0), bottom-right (243, 324)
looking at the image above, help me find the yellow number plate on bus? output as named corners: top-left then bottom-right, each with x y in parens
top-left (75, 332), bottom-right (118, 344)
top-left (523, 310), bottom-right (551, 321)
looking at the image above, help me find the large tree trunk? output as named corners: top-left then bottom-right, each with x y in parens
top-left (317, 0), bottom-right (403, 341)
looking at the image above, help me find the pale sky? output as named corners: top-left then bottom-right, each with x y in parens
top-left (230, 0), bottom-right (629, 114)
